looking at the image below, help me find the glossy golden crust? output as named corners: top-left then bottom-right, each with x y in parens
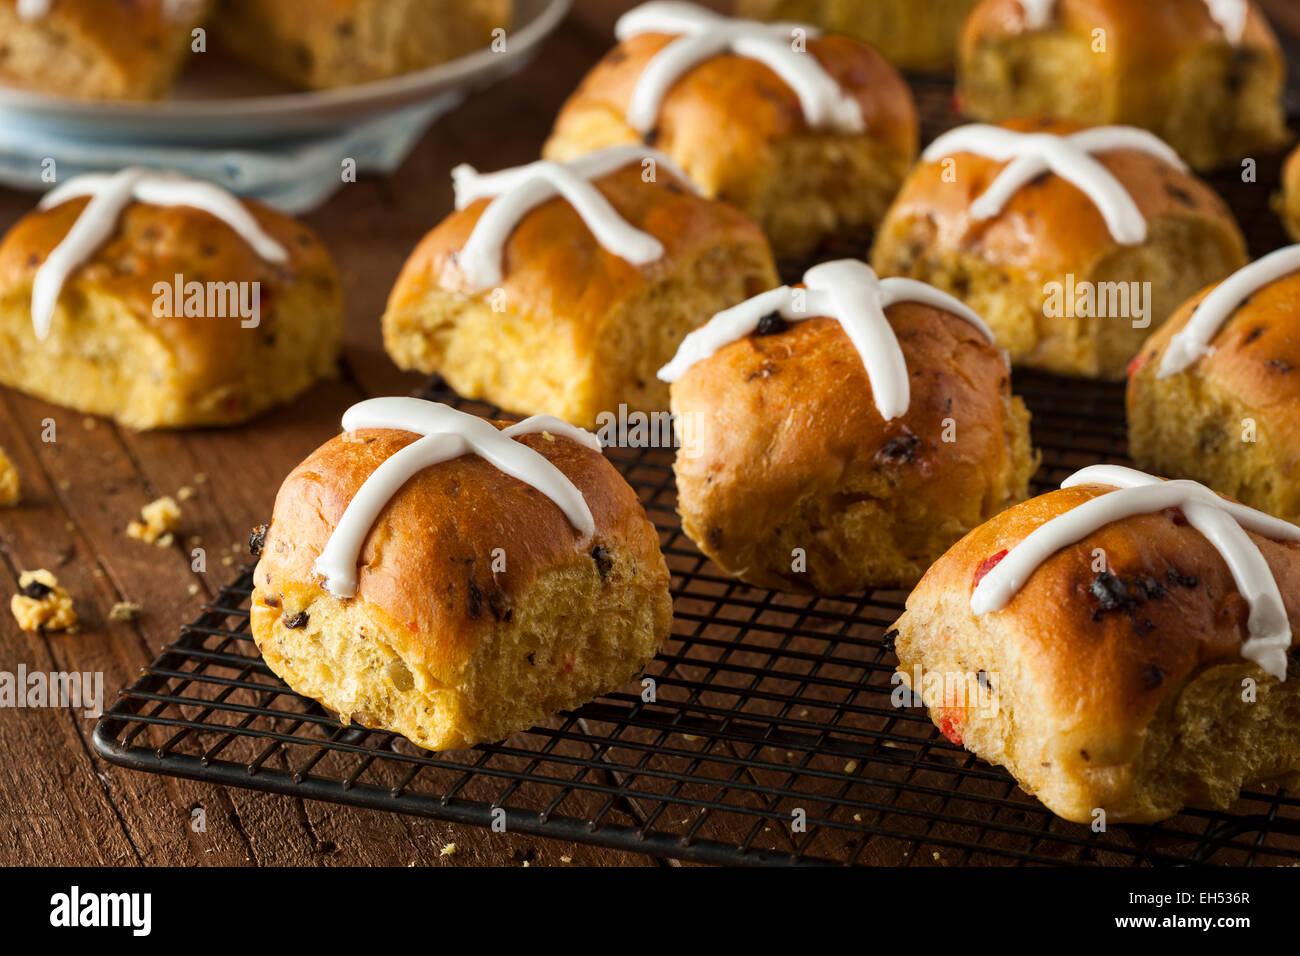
top-left (543, 32), bottom-right (918, 258)
top-left (213, 0), bottom-right (510, 89)
top-left (251, 423), bottom-right (673, 750)
top-left (1127, 272), bottom-right (1300, 521)
top-left (894, 482), bottom-right (1300, 822)
top-left (0, 0), bottom-right (208, 100)
top-left (959, 0), bottom-right (1288, 171)
top-left (551, 31), bottom-right (916, 161)
top-left (735, 0), bottom-right (980, 72)
top-left (0, 196), bottom-right (342, 428)
top-left (382, 163), bottom-right (779, 427)
top-left (871, 119), bottom-right (1248, 378)
top-left (882, 119), bottom-right (1240, 275)
top-left (390, 165), bottom-right (765, 324)
top-left (670, 303), bottom-right (1037, 593)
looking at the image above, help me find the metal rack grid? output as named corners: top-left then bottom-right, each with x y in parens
top-left (93, 375), bottom-right (1300, 867)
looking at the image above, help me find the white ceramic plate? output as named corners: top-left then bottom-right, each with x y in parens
top-left (0, 0), bottom-right (571, 144)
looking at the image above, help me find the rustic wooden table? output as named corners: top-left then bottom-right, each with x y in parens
top-left (1, 0), bottom-right (1296, 868)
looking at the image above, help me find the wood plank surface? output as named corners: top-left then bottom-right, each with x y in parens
top-left (0, 0), bottom-right (1297, 868)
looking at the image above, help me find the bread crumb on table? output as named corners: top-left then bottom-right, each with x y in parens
top-left (10, 570), bottom-right (78, 632)
top-left (0, 446), bottom-right (20, 506)
top-left (109, 601), bottom-right (142, 622)
top-left (126, 496), bottom-right (182, 546)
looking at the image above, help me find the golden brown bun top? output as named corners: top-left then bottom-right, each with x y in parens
top-left (386, 161), bottom-right (773, 322)
top-left (1131, 270), bottom-right (1300, 440)
top-left (884, 118), bottom-right (1243, 273)
top-left (910, 482), bottom-right (1300, 750)
top-left (670, 298), bottom-right (1015, 506)
top-left (0, 194), bottom-right (339, 393)
top-left (963, 0), bottom-right (1281, 62)
top-left (554, 31), bottom-right (918, 158)
top-left (254, 423), bottom-right (660, 680)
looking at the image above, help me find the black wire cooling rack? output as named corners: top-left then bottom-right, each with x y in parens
top-left (93, 375), bottom-right (1300, 867)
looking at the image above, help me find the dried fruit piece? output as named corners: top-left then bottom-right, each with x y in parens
top-left (972, 549), bottom-right (1008, 589)
top-left (754, 311), bottom-right (786, 336)
top-left (10, 570), bottom-right (78, 632)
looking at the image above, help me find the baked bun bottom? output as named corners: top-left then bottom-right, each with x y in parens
top-left (1127, 274), bottom-right (1300, 524)
top-left (735, 0), bottom-right (977, 72)
top-left (384, 243), bottom-right (777, 430)
top-left (545, 126), bottom-right (912, 262)
top-left (251, 423), bottom-right (673, 751)
top-left (894, 484), bottom-right (1300, 823)
top-left (670, 308), bottom-right (1038, 594)
top-left (253, 549), bottom-right (668, 752)
top-left (0, 280), bottom-right (341, 429)
top-left (873, 217), bottom-right (1247, 380)
top-left (959, 23), bottom-right (1288, 172)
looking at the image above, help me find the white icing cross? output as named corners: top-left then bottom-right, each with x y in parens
top-left (657, 259), bottom-right (1001, 421)
top-left (30, 167), bottom-right (288, 341)
top-left (614, 1), bottom-right (864, 136)
top-left (1205, 0), bottom-right (1250, 42)
top-left (921, 124), bottom-right (1187, 246)
top-left (1159, 244), bottom-right (1300, 377)
top-left (313, 398), bottom-right (604, 600)
top-left (971, 464), bottom-right (1298, 680)
top-left (16, 0), bottom-right (50, 20)
top-left (450, 145), bottom-right (694, 294)
top-left (1017, 0), bottom-right (1055, 29)
top-left (1017, 0), bottom-right (1248, 43)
